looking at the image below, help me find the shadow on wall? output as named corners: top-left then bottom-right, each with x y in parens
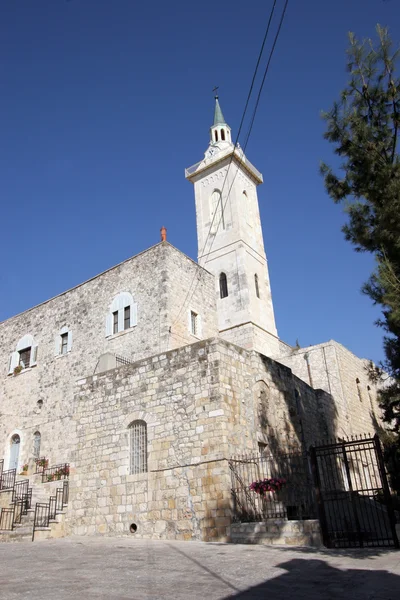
top-left (258, 354), bottom-right (339, 456)
top-left (220, 558), bottom-right (400, 600)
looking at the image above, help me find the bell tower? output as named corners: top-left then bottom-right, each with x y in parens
top-left (186, 97), bottom-right (280, 357)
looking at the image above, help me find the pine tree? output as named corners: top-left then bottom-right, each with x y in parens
top-left (321, 25), bottom-right (400, 487)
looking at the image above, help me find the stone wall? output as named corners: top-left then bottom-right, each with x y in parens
top-left (277, 340), bottom-right (382, 438)
top-left (0, 242), bottom-right (217, 470)
top-left (66, 338), bottom-right (333, 541)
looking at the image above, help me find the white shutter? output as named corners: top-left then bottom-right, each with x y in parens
top-left (67, 330), bottom-right (73, 352)
top-left (8, 352), bottom-right (19, 374)
top-left (54, 335), bottom-right (61, 356)
top-left (105, 313), bottom-right (112, 337)
top-left (131, 302), bottom-right (138, 327)
top-left (30, 345), bottom-right (38, 367)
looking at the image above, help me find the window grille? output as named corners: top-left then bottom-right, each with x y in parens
top-left (129, 421), bottom-right (147, 475)
top-left (190, 311), bottom-right (198, 336)
top-left (219, 273), bottom-right (228, 299)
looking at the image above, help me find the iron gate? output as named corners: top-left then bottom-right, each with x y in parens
top-left (310, 435), bottom-right (399, 548)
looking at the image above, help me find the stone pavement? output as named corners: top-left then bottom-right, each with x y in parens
top-left (0, 537), bottom-right (399, 599)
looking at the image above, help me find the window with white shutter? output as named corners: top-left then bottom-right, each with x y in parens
top-left (106, 292), bottom-right (137, 337)
top-left (54, 326), bottom-right (72, 357)
top-left (8, 334), bottom-right (39, 374)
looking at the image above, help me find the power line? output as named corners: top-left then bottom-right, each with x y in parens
top-left (171, 0), bottom-right (280, 329)
top-left (205, 0), bottom-right (290, 256)
top-left (172, 0), bottom-right (289, 330)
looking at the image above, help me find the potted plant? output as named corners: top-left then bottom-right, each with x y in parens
top-left (20, 463), bottom-right (29, 475)
top-left (13, 365), bottom-right (22, 375)
top-left (249, 477), bottom-right (287, 496)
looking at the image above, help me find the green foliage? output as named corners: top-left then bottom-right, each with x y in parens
top-left (321, 25), bottom-right (400, 479)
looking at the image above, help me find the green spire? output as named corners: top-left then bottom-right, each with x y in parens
top-left (213, 96), bottom-right (226, 125)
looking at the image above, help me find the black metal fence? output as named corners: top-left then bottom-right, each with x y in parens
top-left (35, 457), bottom-right (48, 474)
top-left (310, 435), bottom-right (399, 548)
top-left (32, 481), bottom-right (69, 541)
top-left (229, 452), bottom-right (317, 522)
top-left (0, 468), bottom-right (16, 491)
top-left (116, 354), bottom-right (133, 366)
top-left (0, 507), bottom-right (14, 530)
top-left (42, 463), bottom-right (69, 483)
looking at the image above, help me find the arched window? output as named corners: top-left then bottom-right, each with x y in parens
top-left (10, 434), bottom-right (20, 470)
top-left (210, 189), bottom-right (225, 232)
top-left (33, 431), bottom-right (41, 458)
top-left (129, 420), bottom-right (147, 474)
top-left (221, 129), bottom-right (225, 141)
top-left (8, 334), bottom-right (38, 374)
top-left (215, 130), bottom-right (219, 142)
top-left (254, 274), bottom-right (260, 298)
top-left (106, 292), bottom-right (137, 337)
top-left (219, 272), bottom-right (228, 299)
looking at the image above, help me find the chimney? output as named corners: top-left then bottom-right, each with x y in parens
top-left (160, 226), bottom-right (167, 242)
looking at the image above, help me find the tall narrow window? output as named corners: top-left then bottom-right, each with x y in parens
top-left (129, 420), bottom-right (147, 474)
top-left (356, 378), bottom-right (362, 402)
top-left (190, 311), bottom-right (198, 336)
top-left (33, 431), bottom-right (41, 459)
top-left (113, 311), bottom-right (118, 334)
top-left (124, 306), bottom-right (130, 330)
top-left (221, 129), bottom-right (225, 141)
top-left (60, 333), bottom-right (68, 355)
top-left (219, 272), bottom-right (228, 299)
top-left (254, 274), bottom-right (260, 298)
top-left (19, 347), bottom-right (31, 369)
top-left (215, 130), bottom-right (218, 142)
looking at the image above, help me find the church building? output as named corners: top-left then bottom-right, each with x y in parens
top-left (0, 98), bottom-right (383, 542)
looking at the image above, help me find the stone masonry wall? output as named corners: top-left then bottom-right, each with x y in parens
top-left (66, 338), bottom-right (332, 541)
top-left (0, 242), bottom-right (217, 470)
top-left (277, 341), bottom-right (383, 439)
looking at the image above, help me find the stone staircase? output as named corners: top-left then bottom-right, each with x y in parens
top-left (0, 466), bottom-right (69, 543)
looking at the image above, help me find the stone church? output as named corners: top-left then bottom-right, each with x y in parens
top-left (0, 98), bottom-right (384, 541)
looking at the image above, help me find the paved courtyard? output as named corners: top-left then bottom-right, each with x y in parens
top-left (0, 537), bottom-right (399, 599)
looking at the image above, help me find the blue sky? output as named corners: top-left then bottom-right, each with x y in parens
top-left (1, 0), bottom-right (399, 364)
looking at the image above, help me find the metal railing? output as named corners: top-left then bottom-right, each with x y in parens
top-left (32, 503), bottom-right (50, 540)
top-left (0, 507), bottom-right (14, 530)
top-left (42, 463), bottom-right (69, 483)
top-left (13, 479), bottom-right (29, 502)
top-left (0, 459), bottom-right (3, 479)
top-left (33, 481), bottom-right (69, 541)
top-left (35, 457), bottom-right (48, 474)
top-left (230, 451), bottom-right (317, 523)
top-left (0, 468), bottom-right (16, 491)
top-left (115, 354), bottom-right (133, 367)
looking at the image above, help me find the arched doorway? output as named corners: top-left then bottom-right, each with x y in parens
top-left (9, 434), bottom-right (20, 470)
